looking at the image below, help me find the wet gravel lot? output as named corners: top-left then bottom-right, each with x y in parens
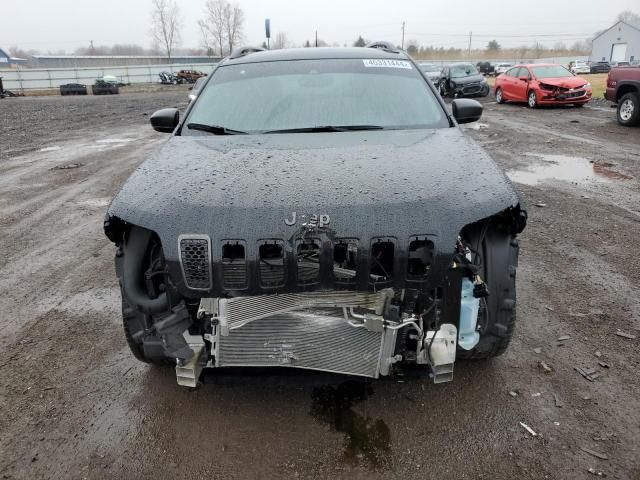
top-left (0, 91), bottom-right (639, 480)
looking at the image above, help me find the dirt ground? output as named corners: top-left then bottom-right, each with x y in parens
top-left (0, 92), bottom-right (639, 480)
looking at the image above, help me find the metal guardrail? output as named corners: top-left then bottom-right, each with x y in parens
top-left (0, 63), bottom-right (218, 91)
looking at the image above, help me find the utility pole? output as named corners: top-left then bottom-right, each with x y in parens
top-left (468, 31), bottom-right (472, 58)
top-left (401, 21), bottom-right (405, 49)
top-left (315, 31), bottom-right (318, 48)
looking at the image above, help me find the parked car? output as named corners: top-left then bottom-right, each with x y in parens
top-left (159, 71), bottom-right (178, 85)
top-left (104, 44), bottom-right (527, 387)
top-left (494, 64), bottom-right (592, 108)
top-left (92, 78), bottom-right (119, 95)
top-left (417, 62), bottom-right (442, 82)
top-left (476, 61), bottom-right (495, 75)
top-left (437, 63), bottom-right (490, 98)
top-left (590, 61), bottom-right (611, 74)
top-left (570, 61), bottom-right (590, 75)
top-left (188, 76), bottom-right (207, 102)
top-left (59, 83), bottom-right (87, 96)
top-left (494, 63), bottom-right (513, 76)
top-left (176, 69), bottom-right (207, 84)
top-left (605, 66), bottom-right (640, 126)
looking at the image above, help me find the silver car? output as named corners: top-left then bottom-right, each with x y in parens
top-left (418, 63), bottom-right (442, 82)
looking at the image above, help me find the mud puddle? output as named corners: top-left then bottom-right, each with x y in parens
top-left (507, 153), bottom-right (632, 186)
top-left (310, 380), bottom-right (390, 468)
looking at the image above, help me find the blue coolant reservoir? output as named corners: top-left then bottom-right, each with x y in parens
top-left (459, 278), bottom-right (480, 350)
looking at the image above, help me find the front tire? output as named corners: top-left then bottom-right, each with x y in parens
top-left (457, 228), bottom-right (519, 360)
top-left (527, 90), bottom-right (537, 109)
top-left (617, 92), bottom-right (640, 126)
top-left (495, 87), bottom-right (505, 104)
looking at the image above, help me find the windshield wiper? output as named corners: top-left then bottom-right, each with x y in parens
top-left (264, 125), bottom-right (385, 134)
top-left (186, 123), bottom-right (248, 135)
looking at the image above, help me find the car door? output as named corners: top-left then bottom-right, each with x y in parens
top-left (511, 67), bottom-right (530, 101)
top-left (500, 68), bottom-right (517, 99)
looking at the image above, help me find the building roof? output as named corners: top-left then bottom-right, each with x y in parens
top-left (592, 20), bottom-right (640, 42)
top-left (0, 48), bottom-right (27, 63)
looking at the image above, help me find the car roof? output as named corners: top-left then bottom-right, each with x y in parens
top-left (222, 47), bottom-right (409, 65)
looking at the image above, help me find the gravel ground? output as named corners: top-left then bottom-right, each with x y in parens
top-left (0, 92), bottom-right (639, 480)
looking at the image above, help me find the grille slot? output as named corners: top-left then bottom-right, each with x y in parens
top-left (407, 237), bottom-right (434, 279)
top-left (370, 238), bottom-right (395, 283)
top-left (297, 239), bottom-right (320, 285)
top-left (179, 236), bottom-right (211, 290)
top-left (222, 241), bottom-right (247, 289)
top-left (334, 239), bottom-right (358, 282)
top-left (259, 241), bottom-right (285, 288)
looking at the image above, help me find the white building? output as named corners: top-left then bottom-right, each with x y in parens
top-left (590, 21), bottom-right (640, 63)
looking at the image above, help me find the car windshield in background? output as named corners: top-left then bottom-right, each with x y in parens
top-left (531, 65), bottom-right (573, 78)
top-left (184, 59), bottom-right (449, 134)
top-left (450, 64), bottom-right (478, 78)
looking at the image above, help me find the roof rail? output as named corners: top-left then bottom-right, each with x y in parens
top-left (229, 46), bottom-right (266, 60)
top-left (365, 41), bottom-right (401, 54)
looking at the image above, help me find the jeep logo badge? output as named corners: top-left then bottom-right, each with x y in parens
top-left (285, 212), bottom-right (330, 228)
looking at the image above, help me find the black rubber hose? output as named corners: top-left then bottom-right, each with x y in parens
top-left (122, 227), bottom-right (169, 315)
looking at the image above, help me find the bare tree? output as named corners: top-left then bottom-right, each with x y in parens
top-left (199, 0), bottom-right (244, 56)
top-left (224, 3), bottom-right (244, 54)
top-left (199, 0), bottom-right (226, 56)
top-left (617, 10), bottom-right (640, 26)
top-left (272, 32), bottom-right (290, 50)
top-left (150, 0), bottom-right (181, 61)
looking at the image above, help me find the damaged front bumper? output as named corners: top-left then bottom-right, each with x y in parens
top-left (175, 289), bottom-right (458, 387)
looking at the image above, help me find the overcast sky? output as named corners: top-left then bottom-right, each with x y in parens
top-left (1, 0), bottom-right (638, 53)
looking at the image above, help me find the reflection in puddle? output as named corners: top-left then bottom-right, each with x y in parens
top-left (507, 153), bottom-right (631, 186)
top-left (310, 380), bottom-right (390, 468)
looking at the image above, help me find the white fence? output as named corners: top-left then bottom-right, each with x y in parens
top-left (0, 63), bottom-right (219, 91)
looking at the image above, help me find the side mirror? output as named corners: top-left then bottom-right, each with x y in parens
top-left (452, 99), bottom-right (483, 124)
top-left (519, 76), bottom-right (529, 82)
top-left (150, 108), bottom-right (179, 133)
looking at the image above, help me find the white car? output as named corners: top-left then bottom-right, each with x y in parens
top-left (494, 63), bottom-right (513, 76)
top-left (570, 61), bottom-right (590, 74)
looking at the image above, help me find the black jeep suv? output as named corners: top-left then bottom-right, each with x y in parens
top-left (104, 44), bottom-right (526, 387)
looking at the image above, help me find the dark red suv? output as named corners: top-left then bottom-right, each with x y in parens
top-left (605, 67), bottom-right (640, 126)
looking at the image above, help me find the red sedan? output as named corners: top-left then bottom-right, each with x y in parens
top-left (494, 64), bottom-right (592, 108)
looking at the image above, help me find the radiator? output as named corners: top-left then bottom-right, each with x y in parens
top-left (216, 309), bottom-right (386, 378)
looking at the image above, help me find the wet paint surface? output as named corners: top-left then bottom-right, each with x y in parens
top-left (310, 380), bottom-right (390, 468)
top-left (507, 153), bottom-right (632, 186)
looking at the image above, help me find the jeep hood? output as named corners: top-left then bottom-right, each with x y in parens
top-left (108, 128), bottom-right (521, 269)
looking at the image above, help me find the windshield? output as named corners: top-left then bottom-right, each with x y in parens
top-left (184, 58), bottom-right (448, 134)
top-left (531, 65), bottom-right (573, 78)
top-left (450, 64), bottom-right (478, 78)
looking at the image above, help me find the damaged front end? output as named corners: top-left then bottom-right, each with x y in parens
top-left (106, 201), bottom-right (526, 388)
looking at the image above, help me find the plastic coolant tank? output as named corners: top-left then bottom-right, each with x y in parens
top-left (458, 277), bottom-right (480, 350)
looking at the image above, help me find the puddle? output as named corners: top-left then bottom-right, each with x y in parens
top-left (310, 380), bottom-right (390, 468)
top-left (507, 153), bottom-right (632, 186)
top-left (39, 146), bottom-right (62, 152)
top-left (96, 138), bottom-right (135, 144)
